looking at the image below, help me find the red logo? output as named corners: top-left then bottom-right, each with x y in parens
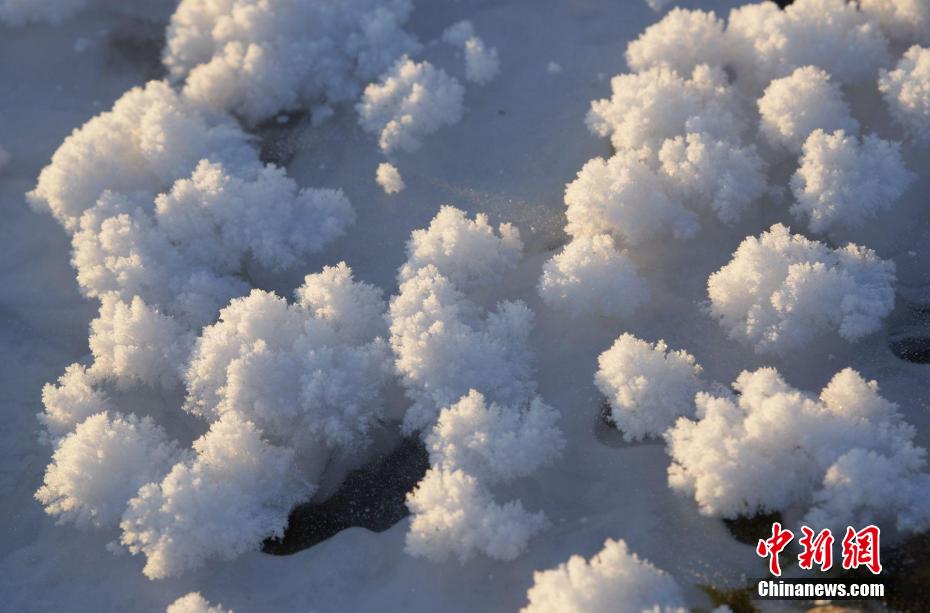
top-left (756, 524), bottom-right (881, 576)
top-left (798, 526), bottom-right (834, 571)
top-left (756, 522), bottom-right (794, 576)
top-left (841, 525), bottom-right (882, 575)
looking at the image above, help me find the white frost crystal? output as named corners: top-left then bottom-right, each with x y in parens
top-left (708, 224), bottom-right (895, 353)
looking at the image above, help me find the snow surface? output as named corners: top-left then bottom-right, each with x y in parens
top-left (3, 1), bottom-right (930, 611)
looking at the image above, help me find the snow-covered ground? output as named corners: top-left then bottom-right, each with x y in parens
top-left (2, 0), bottom-right (929, 611)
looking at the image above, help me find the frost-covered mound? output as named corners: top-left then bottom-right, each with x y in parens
top-left (26, 50), bottom-right (396, 577)
top-left (880, 45), bottom-right (930, 142)
top-left (389, 207), bottom-right (533, 433)
top-left (167, 593), bottom-right (231, 613)
top-left (35, 262), bottom-right (391, 578)
top-left (407, 391), bottom-right (563, 562)
top-left (790, 129), bottom-right (915, 233)
top-left (398, 205), bottom-right (523, 291)
top-left (120, 414), bottom-right (309, 579)
top-left (564, 152), bottom-right (699, 245)
top-left (36, 412), bottom-right (183, 528)
top-left (376, 162), bottom-right (405, 194)
top-left (28, 80), bottom-right (257, 233)
top-left (164, 0), bottom-right (419, 122)
top-left (626, 8), bottom-right (729, 77)
top-left (522, 538), bottom-right (687, 613)
top-left (586, 64), bottom-right (743, 154)
top-left (183, 264), bottom-right (391, 451)
top-left (708, 224), bottom-right (895, 354)
top-left (757, 66), bottom-right (859, 153)
top-left (24, 0), bottom-right (510, 590)
top-left (727, 0), bottom-right (890, 90)
top-left (538, 235), bottom-right (649, 320)
top-left (390, 265), bottom-right (535, 433)
top-left (394, 207), bottom-right (564, 562)
top-left (357, 56), bottom-right (465, 154)
top-left (595, 334), bottom-right (703, 442)
top-left (658, 131), bottom-right (768, 224)
top-left (28, 80), bottom-right (355, 397)
top-left (666, 367), bottom-right (930, 534)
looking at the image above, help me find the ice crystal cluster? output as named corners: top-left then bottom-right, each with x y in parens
top-left (522, 539), bottom-right (689, 613)
top-left (565, 0), bottom-right (930, 547)
top-left (26, 0), bottom-right (509, 581)
top-left (392, 208), bottom-right (564, 562)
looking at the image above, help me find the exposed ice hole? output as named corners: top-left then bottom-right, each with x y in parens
top-left (888, 303), bottom-right (930, 364)
top-left (889, 336), bottom-right (930, 364)
top-left (257, 110), bottom-right (309, 167)
top-left (262, 437), bottom-right (429, 555)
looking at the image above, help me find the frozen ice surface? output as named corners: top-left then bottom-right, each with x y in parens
top-left (3, 1), bottom-right (930, 611)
